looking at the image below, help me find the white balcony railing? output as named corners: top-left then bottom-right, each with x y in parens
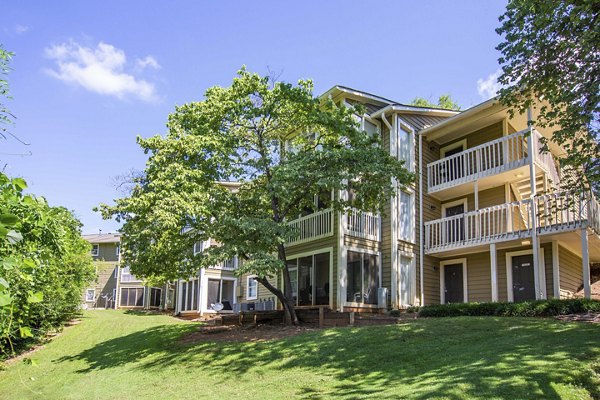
top-left (345, 210), bottom-right (381, 241)
top-left (424, 191), bottom-right (600, 253)
top-left (427, 129), bottom-right (560, 194)
top-left (286, 208), bottom-right (334, 245)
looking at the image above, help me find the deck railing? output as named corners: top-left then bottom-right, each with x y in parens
top-left (424, 191), bottom-right (599, 253)
top-left (427, 129), bottom-right (561, 193)
top-left (345, 210), bottom-right (381, 241)
top-left (286, 208), bottom-right (334, 245)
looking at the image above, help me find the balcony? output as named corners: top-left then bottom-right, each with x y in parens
top-left (286, 208), bottom-right (334, 246)
top-left (345, 209), bottom-right (381, 241)
top-left (427, 129), bottom-right (560, 198)
top-left (424, 191), bottom-right (600, 254)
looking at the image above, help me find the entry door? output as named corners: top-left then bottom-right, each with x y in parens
top-left (444, 264), bottom-right (464, 303)
top-left (445, 203), bottom-right (465, 243)
top-left (442, 144), bottom-right (465, 183)
top-left (512, 255), bottom-right (535, 302)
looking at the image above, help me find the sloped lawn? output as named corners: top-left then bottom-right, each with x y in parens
top-left (1, 310), bottom-right (599, 399)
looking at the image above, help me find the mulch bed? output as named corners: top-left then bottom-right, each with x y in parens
top-left (179, 323), bottom-right (319, 344)
top-left (555, 313), bottom-right (600, 324)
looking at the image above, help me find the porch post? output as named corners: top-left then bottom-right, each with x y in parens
top-left (490, 243), bottom-right (498, 302)
top-left (527, 108), bottom-right (543, 299)
top-left (390, 116), bottom-right (399, 308)
top-left (338, 188), bottom-right (347, 312)
top-left (552, 240), bottom-right (560, 298)
top-left (418, 132), bottom-right (425, 306)
top-left (581, 228), bottom-right (591, 299)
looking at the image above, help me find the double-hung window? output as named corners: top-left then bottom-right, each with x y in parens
top-left (398, 123), bottom-right (415, 172)
top-left (399, 191), bottom-right (415, 243)
top-left (85, 289), bottom-right (95, 302)
top-left (91, 244), bottom-right (99, 256)
top-left (246, 276), bottom-right (258, 300)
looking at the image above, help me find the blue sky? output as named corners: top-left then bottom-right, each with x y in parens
top-left (1, 1), bottom-right (507, 234)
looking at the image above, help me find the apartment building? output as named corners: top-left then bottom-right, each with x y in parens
top-left (236, 86), bottom-right (597, 312)
top-left (83, 233), bottom-right (169, 309)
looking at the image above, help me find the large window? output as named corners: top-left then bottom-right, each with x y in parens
top-left (91, 244), bottom-right (99, 256)
top-left (346, 251), bottom-right (379, 305)
top-left (121, 266), bottom-right (140, 282)
top-left (85, 288), bottom-right (95, 302)
top-left (286, 252), bottom-right (330, 306)
top-left (399, 191), bottom-right (415, 242)
top-left (120, 287), bottom-right (144, 307)
top-left (398, 123), bottom-right (414, 172)
top-left (149, 287), bottom-right (162, 308)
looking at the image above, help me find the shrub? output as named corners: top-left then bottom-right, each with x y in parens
top-left (417, 299), bottom-right (600, 318)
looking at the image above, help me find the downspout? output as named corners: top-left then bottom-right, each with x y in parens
top-left (419, 132), bottom-right (424, 306)
top-left (380, 112), bottom-right (396, 308)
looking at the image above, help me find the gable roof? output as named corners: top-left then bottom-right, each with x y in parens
top-left (82, 233), bottom-right (121, 244)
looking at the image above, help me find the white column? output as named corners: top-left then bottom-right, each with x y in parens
top-left (490, 243), bottom-right (498, 302)
top-left (338, 189), bottom-right (347, 312)
top-left (418, 133), bottom-right (425, 306)
top-left (552, 241), bottom-right (560, 298)
top-left (582, 228), bottom-right (591, 299)
top-left (527, 108), bottom-right (543, 299)
top-left (176, 279), bottom-right (182, 314)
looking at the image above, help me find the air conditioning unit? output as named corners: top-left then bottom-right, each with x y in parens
top-left (378, 287), bottom-right (388, 309)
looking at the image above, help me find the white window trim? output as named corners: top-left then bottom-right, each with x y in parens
top-left (85, 288), bottom-right (95, 302)
top-left (119, 286), bottom-right (145, 307)
top-left (441, 198), bottom-right (468, 217)
top-left (439, 258), bottom-right (468, 304)
top-left (505, 249), bottom-right (545, 302)
top-left (91, 244), bottom-right (99, 256)
top-left (115, 244), bottom-right (120, 256)
top-left (344, 246), bottom-right (382, 308)
top-left (113, 265), bottom-right (119, 279)
top-left (120, 266), bottom-right (142, 283)
top-left (398, 190), bottom-right (416, 243)
top-left (201, 276), bottom-right (237, 313)
top-left (246, 275), bottom-right (258, 300)
top-left (397, 117), bottom-right (416, 172)
top-left (398, 251), bottom-right (417, 307)
top-left (440, 139), bottom-right (467, 158)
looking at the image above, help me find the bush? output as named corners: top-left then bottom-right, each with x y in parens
top-left (417, 299), bottom-right (600, 318)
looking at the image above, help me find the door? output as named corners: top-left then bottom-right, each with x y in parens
top-left (444, 203), bottom-right (465, 243)
top-left (444, 264), bottom-right (464, 303)
top-left (442, 144), bottom-right (465, 183)
top-left (221, 280), bottom-right (234, 310)
top-left (512, 255), bottom-right (535, 302)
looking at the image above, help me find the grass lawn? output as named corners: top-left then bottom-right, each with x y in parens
top-left (1, 311), bottom-right (599, 399)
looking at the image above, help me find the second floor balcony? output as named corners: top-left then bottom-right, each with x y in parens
top-left (424, 190), bottom-right (600, 254)
top-left (427, 129), bottom-right (560, 198)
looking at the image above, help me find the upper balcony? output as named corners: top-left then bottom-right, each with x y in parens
top-left (286, 208), bottom-right (381, 246)
top-left (427, 129), bottom-right (560, 199)
top-left (424, 190), bottom-right (600, 255)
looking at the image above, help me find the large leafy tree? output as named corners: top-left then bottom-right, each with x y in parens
top-left (100, 69), bottom-right (412, 324)
top-left (496, 0), bottom-right (600, 193)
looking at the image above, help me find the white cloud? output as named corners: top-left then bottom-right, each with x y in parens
top-left (14, 24), bottom-right (29, 35)
top-left (477, 69), bottom-right (502, 100)
top-left (44, 41), bottom-right (159, 102)
top-left (136, 55), bottom-right (161, 70)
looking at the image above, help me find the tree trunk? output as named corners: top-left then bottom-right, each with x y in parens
top-left (256, 276), bottom-right (299, 325)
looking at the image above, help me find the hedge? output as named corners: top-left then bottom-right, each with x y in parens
top-left (411, 298), bottom-right (600, 318)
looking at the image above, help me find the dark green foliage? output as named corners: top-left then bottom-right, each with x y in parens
top-left (415, 298), bottom-right (600, 318)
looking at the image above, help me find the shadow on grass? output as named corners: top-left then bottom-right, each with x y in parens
top-left (56, 317), bottom-right (600, 399)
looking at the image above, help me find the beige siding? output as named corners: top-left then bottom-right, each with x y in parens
top-left (93, 242), bottom-right (120, 262)
top-left (442, 186), bottom-right (506, 213)
top-left (559, 245), bottom-right (583, 297)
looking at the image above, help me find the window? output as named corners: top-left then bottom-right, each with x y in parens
top-left (399, 191), bottom-right (415, 242)
top-left (207, 279), bottom-right (235, 311)
top-left (149, 288), bottom-right (162, 308)
top-left (346, 251), bottom-right (379, 305)
top-left (115, 244), bottom-right (120, 256)
top-left (91, 244), bottom-right (99, 256)
top-left (246, 276), bottom-right (258, 300)
top-left (113, 265), bottom-right (119, 279)
top-left (85, 289), bottom-right (95, 302)
top-left (222, 258), bottom-right (236, 270)
top-left (121, 266), bottom-right (140, 282)
top-left (398, 123), bottom-right (414, 172)
top-left (285, 251), bottom-right (331, 306)
top-left (193, 241), bottom-right (203, 255)
top-left (120, 287), bottom-right (144, 307)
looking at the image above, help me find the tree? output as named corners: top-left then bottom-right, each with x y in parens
top-left (411, 94), bottom-right (461, 111)
top-left (99, 69), bottom-right (413, 324)
top-left (496, 0), bottom-right (600, 193)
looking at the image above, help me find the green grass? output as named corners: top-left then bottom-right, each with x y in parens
top-left (1, 311), bottom-right (599, 399)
